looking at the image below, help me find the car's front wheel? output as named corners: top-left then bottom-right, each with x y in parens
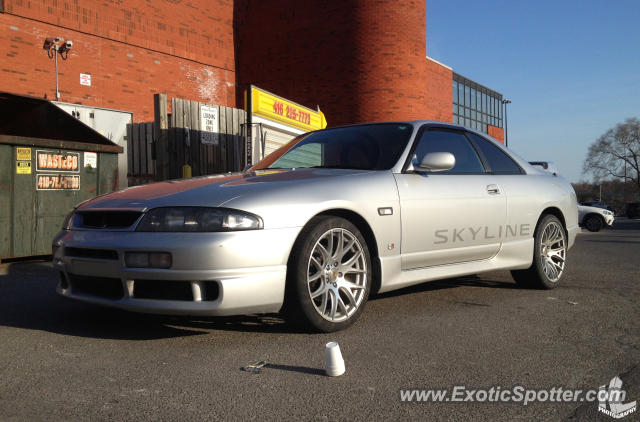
top-left (511, 214), bottom-right (567, 289)
top-left (584, 215), bottom-right (604, 232)
top-left (286, 216), bottom-right (372, 332)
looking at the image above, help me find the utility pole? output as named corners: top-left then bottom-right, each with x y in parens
top-left (502, 99), bottom-right (511, 147)
top-left (599, 184), bottom-right (602, 202)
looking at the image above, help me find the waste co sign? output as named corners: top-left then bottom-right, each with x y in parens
top-left (35, 150), bottom-right (80, 190)
top-left (36, 151), bottom-right (80, 173)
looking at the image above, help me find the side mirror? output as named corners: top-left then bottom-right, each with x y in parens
top-left (411, 152), bottom-right (455, 172)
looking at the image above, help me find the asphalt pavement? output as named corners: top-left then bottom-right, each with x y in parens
top-left (0, 219), bottom-right (639, 421)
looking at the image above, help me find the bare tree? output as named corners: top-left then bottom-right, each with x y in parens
top-left (583, 117), bottom-right (640, 194)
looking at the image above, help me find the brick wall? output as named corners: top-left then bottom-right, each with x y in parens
top-left (425, 57), bottom-right (452, 122)
top-left (235, 0), bottom-right (428, 127)
top-left (488, 125), bottom-right (505, 143)
top-left (1, 0), bottom-right (459, 127)
top-left (0, 0), bottom-right (236, 122)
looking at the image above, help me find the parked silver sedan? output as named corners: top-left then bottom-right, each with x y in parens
top-left (53, 122), bottom-right (579, 332)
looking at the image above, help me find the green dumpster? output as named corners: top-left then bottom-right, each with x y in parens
top-left (0, 92), bottom-right (123, 261)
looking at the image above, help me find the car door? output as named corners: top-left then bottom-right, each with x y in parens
top-left (464, 132), bottom-right (534, 247)
top-left (394, 126), bottom-right (507, 270)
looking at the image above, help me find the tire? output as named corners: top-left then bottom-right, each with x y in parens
top-left (285, 216), bottom-right (372, 332)
top-left (584, 215), bottom-right (603, 232)
top-left (511, 214), bottom-right (567, 290)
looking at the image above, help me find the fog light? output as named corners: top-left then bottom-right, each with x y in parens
top-left (149, 253), bottom-right (172, 268)
top-left (125, 252), bottom-right (149, 268)
top-left (125, 252), bottom-right (171, 269)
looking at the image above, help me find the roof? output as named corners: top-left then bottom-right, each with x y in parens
top-left (0, 92), bottom-right (122, 153)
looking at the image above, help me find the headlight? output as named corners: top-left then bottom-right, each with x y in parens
top-left (603, 210), bottom-right (613, 216)
top-left (136, 207), bottom-right (263, 232)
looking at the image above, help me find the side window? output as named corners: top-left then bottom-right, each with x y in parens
top-left (413, 129), bottom-right (485, 174)
top-left (466, 133), bottom-right (523, 175)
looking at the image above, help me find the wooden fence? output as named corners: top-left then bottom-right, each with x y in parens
top-left (127, 94), bottom-right (246, 186)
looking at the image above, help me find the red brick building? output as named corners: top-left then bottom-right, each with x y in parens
top-left (0, 0), bottom-right (504, 141)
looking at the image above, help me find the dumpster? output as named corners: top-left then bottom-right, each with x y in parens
top-left (0, 92), bottom-right (123, 261)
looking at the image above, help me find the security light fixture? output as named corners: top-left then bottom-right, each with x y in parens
top-left (42, 36), bottom-right (73, 99)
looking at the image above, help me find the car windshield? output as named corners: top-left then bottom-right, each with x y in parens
top-left (250, 123), bottom-right (414, 171)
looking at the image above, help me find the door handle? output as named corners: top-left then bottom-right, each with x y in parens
top-left (487, 184), bottom-right (500, 195)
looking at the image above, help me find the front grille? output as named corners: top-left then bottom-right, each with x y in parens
top-left (65, 247), bottom-right (118, 260)
top-left (76, 211), bottom-right (142, 229)
top-left (133, 280), bottom-right (193, 301)
top-left (68, 274), bottom-right (124, 299)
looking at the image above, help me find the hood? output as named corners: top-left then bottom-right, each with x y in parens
top-left (78, 168), bottom-right (372, 211)
top-left (577, 204), bottom-right (609, 215)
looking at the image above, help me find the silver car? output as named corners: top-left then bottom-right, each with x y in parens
top-left (53, 122), bottom-right (579, 332)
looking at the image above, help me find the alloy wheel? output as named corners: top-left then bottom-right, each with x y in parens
top-left (539, 221), bottom-right (566, 282)
top-left (306, 228), bottom-right (368, 322)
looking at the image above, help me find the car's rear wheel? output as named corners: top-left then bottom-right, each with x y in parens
top-left (511, 214), bottom-right (567, 289)
top-left (584, 215), bottom-right (603, 232)
top-left (286, 216), bottom-right (371, 332)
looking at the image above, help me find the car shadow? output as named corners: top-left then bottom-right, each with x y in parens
top-left (0, 261), bottom-right (519, 340)
top-left (371, 274), bottom-right (520, 301)
top-left (0, 260), bottom-right (304, 340)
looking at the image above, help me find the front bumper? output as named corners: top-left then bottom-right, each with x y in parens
top-left (604, 214), bottom-right (615, 226)
top-left (53, 227), bottom-right (301, 316)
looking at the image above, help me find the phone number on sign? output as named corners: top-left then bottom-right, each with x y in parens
top-left (37, 174), bottom-right (80, 190)
top-left (273, 101), bottom-right (311, 125)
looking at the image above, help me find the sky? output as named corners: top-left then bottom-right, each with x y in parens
top-left (426, 0), bottom-right (640, 183)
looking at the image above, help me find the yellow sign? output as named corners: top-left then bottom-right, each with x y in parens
top-left (16, 161), bottom-right (32, 174)
top-left (249, 86), bottom-right (327, 132)
top-left (17, 147), bottom-right (31, 161)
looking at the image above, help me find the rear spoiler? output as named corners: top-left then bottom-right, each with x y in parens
top-left (529, 161), bottom-right (559, 176)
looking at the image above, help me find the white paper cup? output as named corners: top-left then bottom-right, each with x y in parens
top-left (325, 341), bottom-right (345, 377)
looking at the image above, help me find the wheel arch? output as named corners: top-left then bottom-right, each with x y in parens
top-left (537, 206), bottom-right (567, 235)
top-left (286, 208), bottom-right (381, 296)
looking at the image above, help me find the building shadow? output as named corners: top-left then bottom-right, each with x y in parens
top-left (611, 219), bottom-right (640, 231)
top-left (584, 239), bottom-right (640, 245)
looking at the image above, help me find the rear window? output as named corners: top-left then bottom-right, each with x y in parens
top-left (413, 129), bottom-right (485, 174)
top-left (467, 133), bottom-right (523, 175)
